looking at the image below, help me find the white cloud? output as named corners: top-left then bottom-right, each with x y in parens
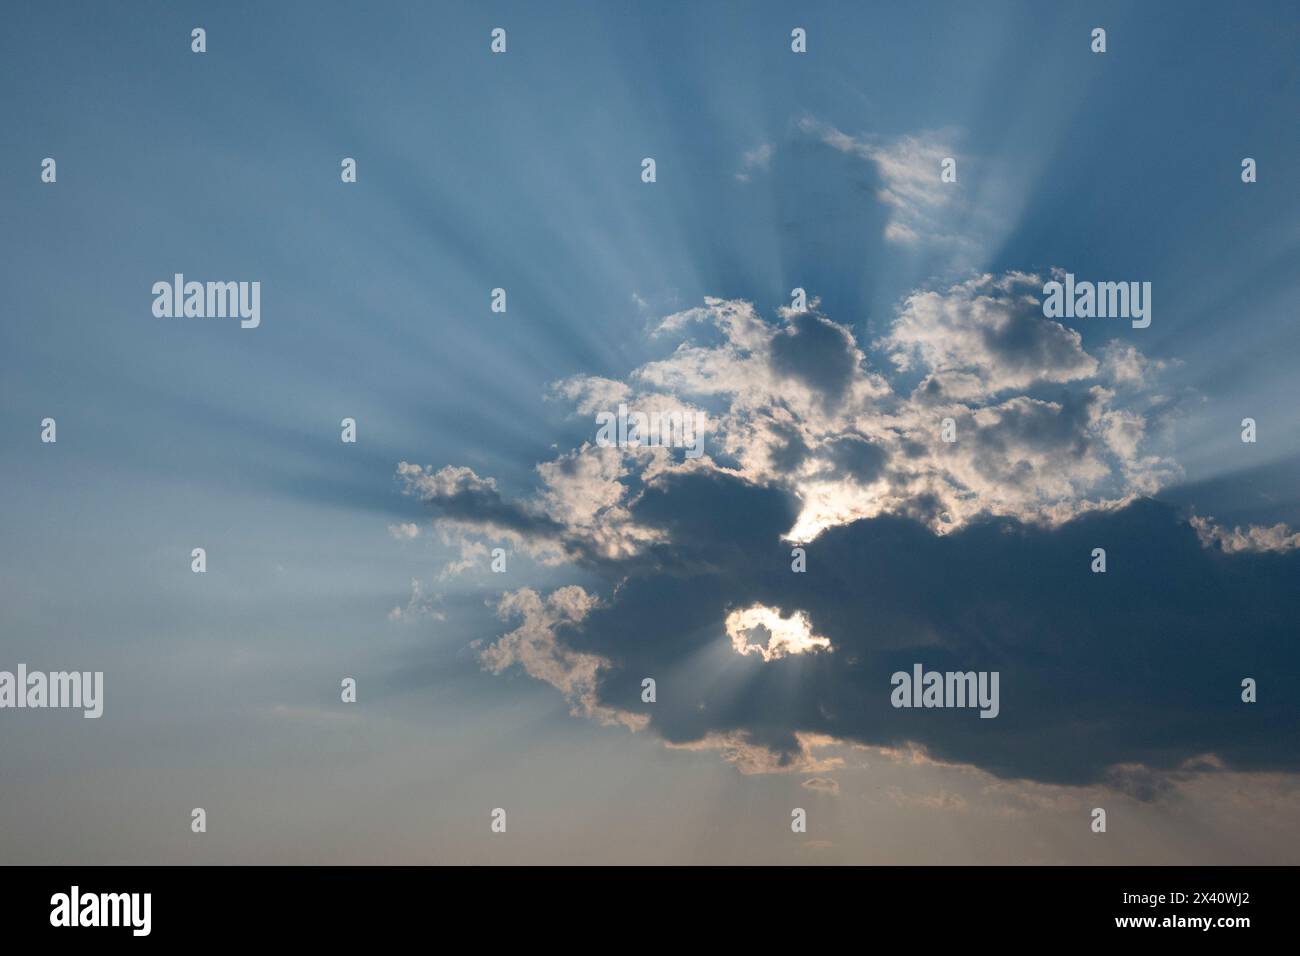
top-left (1191, 516), bottom-right (1300, 553)
top-left (798, 117), bottom-right (968, 246)
top-left (398, 276), bottom-right (1181, 555)
top-left (735, 142), bottom-right (773, 182)
top-left (726, 604), bottom-right (833, 660)
top-left (481, 587), bottom-right (648, 731)
top-left (438, 536), bottom-right (489, 579)
top-left (388, 578), bottom-right (444, 622)
top-left (881, 273), bottom-right (1097, 400)
top-left (1101, 341), bottom-right (1168, 385)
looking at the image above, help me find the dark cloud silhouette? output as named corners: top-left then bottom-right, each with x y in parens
top-left (818, 435), bottom-right (888, 483)
top-left (550, 472), bottom-right (1300, 792)
top-left (769, 311), bottom-right (859, 405)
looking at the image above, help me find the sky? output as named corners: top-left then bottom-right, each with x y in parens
top-left (1, 0), bottom-right (1298, 864)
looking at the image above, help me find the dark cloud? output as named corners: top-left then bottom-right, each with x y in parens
top-left (554, 472), bottom-right (1300, 793)
top-left (974, 296), bottom-right (1094, 381)
top-left (817, 435), bottom-right (888, 483)
top-left (755, 414), bottom-right (811, 474)
top-left (769, 312), bottom-right (859, 405)
top-left (964, 391), bottom-right (1097, 489)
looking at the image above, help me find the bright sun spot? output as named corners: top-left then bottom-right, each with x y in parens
top-left (725, 605), bottom-right (833, 661)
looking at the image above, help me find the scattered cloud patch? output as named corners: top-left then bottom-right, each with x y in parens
top-left (735, 142), bottom-right (773, 182)
top-left (388, 578), bottom-right (443, 622)
top-left (1191, 515), bottom-right (1300, 553)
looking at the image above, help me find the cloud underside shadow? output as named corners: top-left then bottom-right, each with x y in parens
top-left (564, 480), bottom-right (1300, 790)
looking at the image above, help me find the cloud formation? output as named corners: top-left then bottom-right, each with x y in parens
top-left (402, 277), bottom-right (1179, 549)
top-left (395, 281), bottom-right (1298, 794)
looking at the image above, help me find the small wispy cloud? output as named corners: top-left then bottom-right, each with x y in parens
top-left (735, 142), bottom-right (773, 182)
top-left (1191, 515), bottom-right (1300, 553)
top-left (388, 578), bottom-right (444, 622)
top-left (798, 117), bottom-right (967, 246)
top-left (802, 776), bottom-right (841, 796)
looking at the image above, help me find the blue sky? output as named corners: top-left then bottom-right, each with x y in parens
top-left (2, 1), bottom-right (1298, 863)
